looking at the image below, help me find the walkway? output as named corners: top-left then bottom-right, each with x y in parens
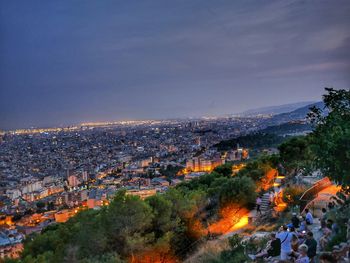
top-left (249, 192), bottom-right (271, 219)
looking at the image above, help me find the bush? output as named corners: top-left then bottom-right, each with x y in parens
top-left (207, 234), bottom-right (249, 263)
top-left (219, 176), bottom-right (256, 207)
top-left (283, 185), bottom-right (308, 206)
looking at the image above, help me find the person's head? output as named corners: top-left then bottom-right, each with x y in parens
top-left (306, 231), bottom-right (313, 239)
top-left (292, 212), bottom-right (297, 217)
top-left (305, 208), bottom-right (309, 213)
top-left (290, 226), bottom-right (295, 232)
top-left (282, 225), bottom-right (288, 231)
top-left (322, 208), bottom-right (327, 213)
top-left (327, 219), bottom-right (333, 225)
top-left (319, 252), bottom-right (336, 263)
top-left (298, 244), bottom-right (308, 256)
top-left (270, 233), bottom-right (276, 240)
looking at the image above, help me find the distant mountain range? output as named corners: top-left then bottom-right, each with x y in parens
top-left (268, 101), bottom-right (325, 124)
top-left (238, 101), bottom-right (317, 116)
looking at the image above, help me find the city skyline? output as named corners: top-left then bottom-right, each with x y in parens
top-left (0, 99), bottom-right (316, 131)
top-left (1, 1), bottom-right (350, 129)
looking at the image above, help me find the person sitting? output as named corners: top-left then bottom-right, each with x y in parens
top-left (332, 243), bottom-right (350, 262)
top-left (295, 244), bottom-right (310, 263)
top-left (252, 233), bottom-right (281, 260)
top-left (290, 227), bottom-right (299, 252)
top-left (299, 218), bottom-right (308, 233)
top-left (304, 231), bottom-right (317, 262)
top-left (320, 225), bottom-right (332, 250)
top-left (304, 209), bottom-right (313, 225)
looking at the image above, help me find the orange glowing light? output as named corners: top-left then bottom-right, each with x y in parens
top-left (230, 215), bottom-right (248, 230)
top-left (232, 163), bottom-right (246, 174)
top-left (187, 218), bottom-right (206, 239)
top-left (274, 203), bottom-right (287, 212)
top-left (260, 169), bottom-right (278, 191)
top-left (129, 251), bottom-right (177, 263)
top-left (273, 188), bottom-right (287, 212)
top-left (208, 204), bottom-right (249, 235)
top-left (318, 185), bottom-right (341, 195)
top-left (177, 168), bottom-right (188, 176)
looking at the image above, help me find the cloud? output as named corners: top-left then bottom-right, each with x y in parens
top-left (256, 61), bottom-right (350, 78)
top-left (302, 26), bottom-right (350, 52)
top-left (0, 0), bottom-right (349, 129)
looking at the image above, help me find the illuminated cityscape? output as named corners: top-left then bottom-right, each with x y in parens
top-left (0, 0), bottom-right (349, 262)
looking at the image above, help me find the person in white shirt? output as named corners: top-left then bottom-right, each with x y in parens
top-left (305, 209), bottom-right (314, 225)
top-left (277, 225), bottom-right (293, 260)
top-left (295, 244), bottom-right (310, 263)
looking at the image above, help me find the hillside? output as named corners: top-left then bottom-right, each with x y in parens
top-left (260, 122), bottom-right (312, 135)
top-left (268, 101), bottom-right (324, 124)
top-left (238, 101), bottom-right (316, 116)
top-left (214, 133), bottom-right (286, 151)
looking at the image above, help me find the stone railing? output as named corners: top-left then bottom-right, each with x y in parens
top-left (299, 177), bottom-right (332, 212)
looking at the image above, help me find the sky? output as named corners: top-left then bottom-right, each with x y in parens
top-left (1, 0), bottom-right (350, 129)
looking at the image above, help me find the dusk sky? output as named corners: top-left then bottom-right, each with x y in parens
top-left (1, 0), bottom-right (349, 129)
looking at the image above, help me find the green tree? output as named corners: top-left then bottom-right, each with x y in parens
top-left (219, 176), bottom-right (256, 207)
top-left (213, 163), bottom-right (233, 177)
top-left (102, 190), bottom-right (154, 259)
top-left (308, 88), bottom-right (350, 189)
top-left (163, 188), bottom-right (207, 258)
top-left (21, 224), bottom-right (69, 263)
top-left (215, 133), bottom-right (285, 151)
top-left (72, 209), bottom-right (107, 259)
top-left (145, 194), bottom-right (182, 259)
top-left (237, 160), bottom-right (265, 181)
top-left (278, 136), bottom-right (313, 175)
top-left (159, 165), bottom-right (182, 178)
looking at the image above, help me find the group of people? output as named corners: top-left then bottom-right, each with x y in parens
top-left (249, 208), bottom-right (341, 262)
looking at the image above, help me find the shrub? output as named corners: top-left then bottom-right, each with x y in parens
top-left (283, 185), bottom-right (308, 206)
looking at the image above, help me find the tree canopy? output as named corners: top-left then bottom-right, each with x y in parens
top-left (278, 136), bottom-right (314, 175)
top-left (308, 88), bottom-right (350, 189)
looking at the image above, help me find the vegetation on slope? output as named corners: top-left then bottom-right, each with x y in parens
top-left (8, 88), bottom-right (350, 263)
top-left (10, 166), bottom-right (261, 263)
top-left (214, 133), bottom-right (285, 151)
